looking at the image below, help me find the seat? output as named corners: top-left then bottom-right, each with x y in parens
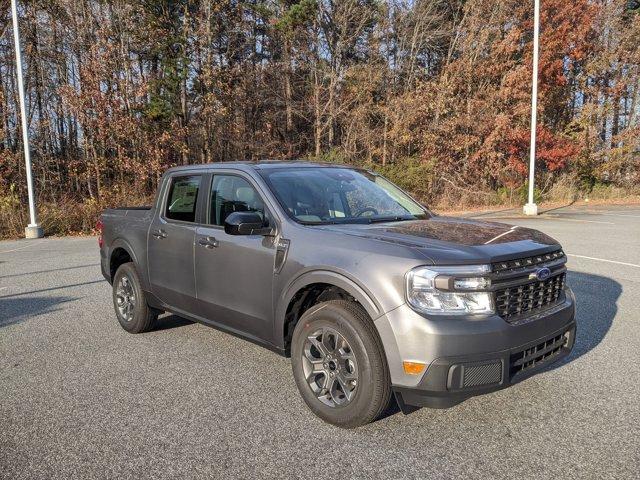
top-left (293, 185), bottom-right (326, 220)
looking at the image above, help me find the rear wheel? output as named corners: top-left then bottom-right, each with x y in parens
top-left (291, 300), bottom-right (391, 428)
top-left (112, 262), bottom-right (158, 333)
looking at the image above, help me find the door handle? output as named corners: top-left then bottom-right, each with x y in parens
top-left (198, 236), bottom-right (219, 249)
top-left (152, 229), bottom-right (167, 239)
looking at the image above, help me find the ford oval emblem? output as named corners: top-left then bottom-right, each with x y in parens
top-left (535, 267), bottom-right (551, 281)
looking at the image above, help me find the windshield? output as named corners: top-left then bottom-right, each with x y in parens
top-left (261, 167), bottom-right (430, 224)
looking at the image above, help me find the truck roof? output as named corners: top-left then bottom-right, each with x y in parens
top-left (164, 160), bottom-right (359, 175)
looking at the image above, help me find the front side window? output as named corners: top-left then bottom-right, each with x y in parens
top-left (261, 167), bottom-right (428, 224)
top-left (165, 175), bottom-right (202, 222)
top-left (209, 175), bottom-right (265, 226)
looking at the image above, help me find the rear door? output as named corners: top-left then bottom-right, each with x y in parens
top-left (147, 173), bottom-right (204, 313)
top-left (194, 171), bottom-right (278, 341)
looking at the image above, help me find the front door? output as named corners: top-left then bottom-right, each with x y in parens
top-left (194, 173), bottom-right (277, 341)
top-left (148, 173), bottom-right (203, 313)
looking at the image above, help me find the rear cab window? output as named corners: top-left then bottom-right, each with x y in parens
top-left (165, 175), bottom-right (202, 222)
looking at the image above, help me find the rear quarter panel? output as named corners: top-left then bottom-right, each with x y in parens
top-left (101, 208), bottom-right (154, 290)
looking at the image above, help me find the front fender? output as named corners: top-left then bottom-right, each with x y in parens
top-left (273, 269), bottom-right (383, 349)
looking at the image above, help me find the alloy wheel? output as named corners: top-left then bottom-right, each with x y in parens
top-left (302, 327), bottom-right (358, 407)
top-left (115, 275), bottom-right (136, 322)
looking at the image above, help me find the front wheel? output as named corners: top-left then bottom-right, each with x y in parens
top-left (112, 262), bottom-right (158, 333)
top-left (291, 300), bottom-right (391, 428)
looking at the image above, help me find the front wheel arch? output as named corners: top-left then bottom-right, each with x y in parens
top-left (276, 270), bottom-right (382, 353)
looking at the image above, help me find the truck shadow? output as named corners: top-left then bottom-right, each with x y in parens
top-left (0, 263), bottom-right (100, 280)
top-left (0, 296), bottom-right (77, 328)
top-left (547, 270), bottom-right (620, 371)
top-left (154, 313), bottom-right (193, 331)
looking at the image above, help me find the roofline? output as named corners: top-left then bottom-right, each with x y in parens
top-left (163, 160), bottom-right (365, 175)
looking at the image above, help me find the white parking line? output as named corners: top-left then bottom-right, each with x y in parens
top-left (567, 253), bottom-right (640, 268)
top-left (586, 212), bottom-right (640, 218)
top-left (541, 215), bottom-right (615, 225)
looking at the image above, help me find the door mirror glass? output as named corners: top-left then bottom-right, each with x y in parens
top-left (224, 211), bottom-right (271, 235)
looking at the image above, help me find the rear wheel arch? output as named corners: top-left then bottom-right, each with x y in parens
top-left (110, 240), bottom-right (164, 312)
top-left (108, 239), bottom-right (142, 284)
top-left (112, 262), bottom-right (158, 333)
top-left (110, 247), bottom-right (132, 281)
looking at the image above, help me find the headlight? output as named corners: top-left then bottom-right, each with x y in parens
top-left (406, 266), bottom-right (494, 315)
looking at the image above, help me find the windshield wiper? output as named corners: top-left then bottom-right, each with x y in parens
top-left (302, 215), bottom-right (417, 225)
top-left (363, 215), bottom-right (416, 224)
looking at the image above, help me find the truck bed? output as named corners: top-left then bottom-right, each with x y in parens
top-left (101, 207), bottom-right (155, 282)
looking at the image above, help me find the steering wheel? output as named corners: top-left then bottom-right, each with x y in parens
top-left (354, 207), bottom-right (379, 217)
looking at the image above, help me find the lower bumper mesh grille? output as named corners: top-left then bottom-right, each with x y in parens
top-left (462, 362), bottom-right (503, 388)
top-left (510, 333), bottom-right (568, 376)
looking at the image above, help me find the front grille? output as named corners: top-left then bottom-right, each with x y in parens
top-left (510, 332), bottom-right (568, 376)
top-left (495, 272), bottom-right (565, 321)
top-left (492, 250), bottom-right (565, 273)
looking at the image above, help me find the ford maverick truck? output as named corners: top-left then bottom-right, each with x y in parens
top-left (99, 161), bottom-right (576, 428)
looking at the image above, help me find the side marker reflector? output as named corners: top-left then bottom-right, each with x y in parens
top-left (403, 361), bottom-right (426, 375)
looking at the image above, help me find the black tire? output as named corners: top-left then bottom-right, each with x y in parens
top-left (112, 262), bottom-right (158, 334)
top-left (291, 300), bottom-right (392, 428)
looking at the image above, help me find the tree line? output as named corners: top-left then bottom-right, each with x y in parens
top-left (0, 0), bottom-right (639, 235)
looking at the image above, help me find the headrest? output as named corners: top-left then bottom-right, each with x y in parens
top-left (236, 187), bottom-right (255, 203)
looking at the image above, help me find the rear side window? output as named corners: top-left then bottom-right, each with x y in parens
top-left (165, 175), bottom-right (202, 222)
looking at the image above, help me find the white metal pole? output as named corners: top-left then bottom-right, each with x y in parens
top-left (11, 0), bottom-right (43, 238)
top-left (524, 0), bottom-right (540, 216)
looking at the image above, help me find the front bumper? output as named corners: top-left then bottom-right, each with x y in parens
top-left (374, 288), bottom-right (576, 409)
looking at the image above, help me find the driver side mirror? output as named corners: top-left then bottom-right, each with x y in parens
top-left (224, 211), bottom-right (273, 236)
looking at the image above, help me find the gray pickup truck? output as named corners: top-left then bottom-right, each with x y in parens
top-left (99, 161), bottom-right (576, 428)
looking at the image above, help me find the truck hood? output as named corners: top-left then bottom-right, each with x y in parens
top-left (317, 216), bottom-right (560, 265)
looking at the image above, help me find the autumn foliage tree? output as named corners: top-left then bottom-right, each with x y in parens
top-left (0, 0), bottom-right (638, 237)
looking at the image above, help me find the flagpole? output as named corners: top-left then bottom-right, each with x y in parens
top-left (11, 0), bottom-right (43, 238)
top-left (524, 0), bottom-right (540, 216)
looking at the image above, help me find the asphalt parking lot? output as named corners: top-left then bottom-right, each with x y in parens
top-left (1, 203), bottom-right (639, 479)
